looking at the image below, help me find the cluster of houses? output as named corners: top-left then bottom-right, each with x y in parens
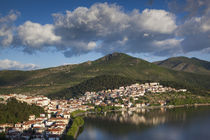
top-left (0, 82), bottom-right (187, 139)
top-left (80, 82), bottom-right (187, 108)
top-left (0, 94), bottom-right (93, 140)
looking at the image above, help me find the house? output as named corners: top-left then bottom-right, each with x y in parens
top-left (178, 89), bottom-right (187, 92)
top-left (48, 118), bottom-right (69, 124)
top-left (45, 121), bottom-right (54, 127)
top-left (33, 123), bottom-right (45, 128)
top-left (36, 117), bottom-right (47, 122)
top-left (15, 123), bottom-right (22, 128)
top-left (22, 121), bottom-right (35, 130)
top-left (136, 103), bottom-right (141, 108)
top-left (40, 114), bottom-right (45, 117)
top-left (150, 82), bottom-right (159, 86)
top-left (33, 127), bottom-right (46, 133)
top-left (0, 123), bottom-right (13, 128)
top-left (29, 115), bottom-right (36, 121)
top-left (48, 113), bottom-right (52, 119)
top-left (63, 113), bottom-right (70, 119)
top-left (46, 128), bottom-right (63, 135)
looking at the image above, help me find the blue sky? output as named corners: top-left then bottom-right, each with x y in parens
top-left (0, 0), bottom-right (210, 70)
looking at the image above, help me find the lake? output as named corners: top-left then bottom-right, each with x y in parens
top-left (78, 106), bottom-right (210, 140)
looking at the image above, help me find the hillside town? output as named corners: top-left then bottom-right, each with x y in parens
top-left (0, 82), bottom-right (187, 139)
top-left (83, 82), bottom-right (187, 107)
top-left (0, 94), bottom-right (93, 140)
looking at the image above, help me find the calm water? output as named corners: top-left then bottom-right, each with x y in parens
top-left (78, 106), bottom-right (210, 140)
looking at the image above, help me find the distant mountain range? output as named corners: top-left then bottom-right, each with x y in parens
top-left (0, 53), bottom-right (209, 98)
top-left (154, 56), bottom-right (210, 75)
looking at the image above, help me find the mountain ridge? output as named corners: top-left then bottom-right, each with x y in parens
top-left (154, 56), bottom-right (210, 75)
top-left (0, 53), bottom-right (209, 97)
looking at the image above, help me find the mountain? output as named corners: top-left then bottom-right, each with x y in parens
top-left (0, 53), bottom-right (210, 98)
top-left (154, 56), bottom-right (210, 75)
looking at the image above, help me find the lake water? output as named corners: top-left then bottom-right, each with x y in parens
top-left (78, 106), bottom-right (210, 140)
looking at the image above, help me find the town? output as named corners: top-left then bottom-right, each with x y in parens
top-left (0, 82), bottom-right (187, 139)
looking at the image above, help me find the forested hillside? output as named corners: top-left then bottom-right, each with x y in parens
top-left (0, 98), bottom-right (45, 124)
top-left (49, 75), bottom-right (137, 99)
top-left (0, 53), bottom-right (210, 98)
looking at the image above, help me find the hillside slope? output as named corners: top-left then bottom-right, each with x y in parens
top-left (154, 56), bottom-right (210, 75)
top-left (0, 53), bottom-right (210, 97)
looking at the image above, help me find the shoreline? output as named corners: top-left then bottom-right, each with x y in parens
top-left (73, 103), bottom-right (210, 117)
top-left (89, 103), bottom-right (210, 113)
top-left (66, 103), bottom-right (210, 139)
top-left (122, 103), bottom-right (210, 111)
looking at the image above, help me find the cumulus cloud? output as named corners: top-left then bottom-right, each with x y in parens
top-left (138, 9), bottom-right (177, 33)
top-left (177, 12), bottom-right (210, 53)
top-left (0, 10), bottom-right (19, 46)
top-left (0, 59), bottom-right (39, 70)
top-left (2, 3), bottom-right (177, 57)
top-left (51, 3), bottom-right (178, 56)
top-left (16, 21), bottom-right (61, 53)
top-left (167, 0), bottom-right (210, 54)
top-left (1, 2), bottom-right (209, 57)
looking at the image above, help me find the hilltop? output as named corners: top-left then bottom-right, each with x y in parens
top-left (154, 56), bottom-right (210, 75)
top-left (0, 53), bottom-right (210, 98)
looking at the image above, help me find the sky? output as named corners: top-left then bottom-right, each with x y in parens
top-left (0, 0), bottom-right (210, 70)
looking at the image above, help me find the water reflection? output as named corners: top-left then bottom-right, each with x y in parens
top-left (78, 106), bottom-right (210, 140)
top-left (84, 108), bottom-right (187, 126)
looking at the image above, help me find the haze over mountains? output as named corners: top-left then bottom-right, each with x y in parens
top-left (0, 52), bottom-right (209, 98)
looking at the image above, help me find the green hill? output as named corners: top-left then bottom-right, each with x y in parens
top-left (0, 53), bottom-right (210, 98)
top-left (0, 98), bottom-right (45, 124)
top-left (154, 56), bottom-right (210, 75)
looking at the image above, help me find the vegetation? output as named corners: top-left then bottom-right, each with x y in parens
top-left (135, 92), bottom-right (210, 106)
top-left (49, 75), bottom-right (137, 99)
top-left (94, 106), bottom-right (121, 113)
top-left (71, 110), bottom-right (86, 119)
top-left (154, 56), bottom-right (210, 75)
top-left (168, 96), bottom-right (210, 105)
top-left (65, 117), bottom-right (84, 140)
top-left (0, 53), bottom-right (210, 98)
top-left (0, 98), bottom-right (45, 124)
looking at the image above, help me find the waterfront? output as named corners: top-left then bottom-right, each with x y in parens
top-left (78, 106), bottom-right (210, 140)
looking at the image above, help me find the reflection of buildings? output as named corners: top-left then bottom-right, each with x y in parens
top-left (87, 108), bottom-right (187, 126)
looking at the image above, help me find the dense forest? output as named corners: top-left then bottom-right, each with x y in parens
top-left (0, 98), bottom-right (45, 124)
top-left (49, 75), bottom-right (137, 99)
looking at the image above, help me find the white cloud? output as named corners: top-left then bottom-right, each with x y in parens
top-left (177, 12), bottom-right (210, 53)
top-left (51, 3), bottom-right (178, 56)
top-left (138, 9), bottom-right (177, 33)
top-left (201, 17), bottom-right (210, 32)
top-left (87, 41), bottom-right (97, 50)
top-left (17, 21), bottom-right (61, 48)
top-left (0, 3), bottom-right (179, 57)
top-left (4, 2), bottom-right (210, 57)
top-left (0, 11), bottom-right (19, 46)
top-left (153, 38), bottom-right (183, 48)
top-left (0, 59), bottom-right (39, 70)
